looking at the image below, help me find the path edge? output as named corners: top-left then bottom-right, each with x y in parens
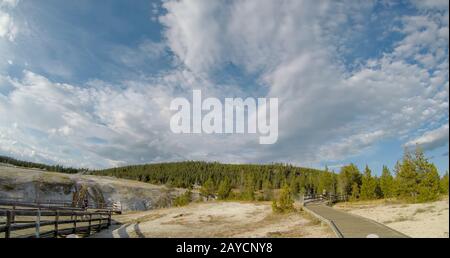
top-left (334, 207), bottom-right (411, 238)
top-left (302, 205), bottom-right (344, 238)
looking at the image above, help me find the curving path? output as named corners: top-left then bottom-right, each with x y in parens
top-left (305, 203), bottom-right (409, 238)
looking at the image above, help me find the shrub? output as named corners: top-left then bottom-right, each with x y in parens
top-left (272, 184), bottom-right (294, 213)
top-left (173, 190), bottom-right (192, 207)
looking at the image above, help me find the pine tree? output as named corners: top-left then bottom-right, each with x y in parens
top-left (395, 150), bottom-right (419, 201)
top-left (319, 171), bottom-right (337, 196)
top-left (289, 176), bottom-right (300, 199)
top-left (272, 184), bottom-right (294, 213)
top-left (217, 178), bottom-right (232, 200)
top-left (380, 165), bottom-right (395, 198)
top-left (360, 165), bottom-right (377, 200)
top-left (241, 174), bottom-right (255, 200)
top-left (417, 163), bottom-right (440, 202)
top-left (440, 171), bottom-right (449, 194)
top-left (173, 190), bottom-right (192, 206)
top-left (262, 180), bottom-right (273, 201)
top-left (200, 177), bottom-right (216, 200)
top-left (338, 164), bottom-right (362, 196)
top-left (350, 182), bottom-right (360, 201)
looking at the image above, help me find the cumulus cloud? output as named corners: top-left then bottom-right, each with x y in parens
top-left (159, 0), bottom-right (448, 163)
top-left (412, 0), bottom-right (449, 10)
top-left (0, 0), bottom-right (448, 168)
top-left (0, 0), bottom-right (18, 41)
top-left (0, 70), bottom-right (261, 168)
top-left (405, 124), bottom-right (449, 151)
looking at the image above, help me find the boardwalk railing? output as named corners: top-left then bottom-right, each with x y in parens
top-left (303, 194), bottom-right (348, 205)
top-left (0, 200), bottom-right (114, 238)
top-left (0, 198), bottom-right (122, 214)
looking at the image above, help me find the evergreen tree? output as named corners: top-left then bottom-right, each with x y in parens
top-left (380, 165), bottom-right (395, 198)
top-left (200, 177), bottom-right (216, 200)
top-left (262, 180), bottom-right (273, 201)
top-left (318, 171), bottom-right (337, 196)
top-left (217, 178), bottom-right (231, 200)
top-left (417, 163), bottom-right (440, 202)
top-left (173, 190), bottom-right (192, 207)
top-left (289, 176), bottom-right (300, 199)
top-left (395, 150), bottom-right (419, 201)
top-left (360, 165), bottom-right (377, 200)
top-left (440, 171), bottom-right (449, 194)
top-left (338, 164), bottom-right (362, 197)
top-left (350, 182), bottom-right (360, 201)
top-left (241, 174), bottom-right (255, 200)
top-left (272, 184), bottom-right (294, 213)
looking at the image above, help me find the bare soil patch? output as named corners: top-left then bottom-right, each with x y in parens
top-left (334, 197), bottom-right (449, 238)
top-left (92, 201), bottom-right (334, 238)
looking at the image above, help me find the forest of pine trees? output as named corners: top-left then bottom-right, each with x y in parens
top-left (90, 146), bottom-right (448, 204)
top-left (1, 146), bottom-right (448, 204)
top-left (0, 155), bottom-right (81, 174)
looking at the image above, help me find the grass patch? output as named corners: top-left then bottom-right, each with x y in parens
top-left (384, 215), bottom-right (414, 224)
top-left (299, 210), bottom-right (322, 226)
top-left (413, 206), bottom-right (435, 215)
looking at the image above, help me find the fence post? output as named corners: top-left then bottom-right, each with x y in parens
top-left (54, 210), bottom-right (59, 238)
top-left (35, 208), bottom-right (41, 238)
top-left (97, 215), bottom-right (102, 231)
top-left (107, 210), bottom-right (112, 228)
top-left (5, 210), bottom-right (12, 238)
top-left (73, 213), bottom-right (77, 234)
top-left (11, 204), bottom-right (15, 224)
top-left (87, 213), bottom-right (92, 236)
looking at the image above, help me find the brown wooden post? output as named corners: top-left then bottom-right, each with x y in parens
top-left (107, 210), bottom-right (112, 228)
top-left (11, 204), bottom-right (16, 224)
top-left (54, 210), bottom-right (59, 238)
top-left (87, 213), bottom-right (92, 236)
top-left (5, 210), bottom-right (12, 239)
top-left (73, 213), bottom-right (77, 234)
top-left (35, 209), bottom-right (41, 238)
top-left (97, 215), bottom-right (102, 232)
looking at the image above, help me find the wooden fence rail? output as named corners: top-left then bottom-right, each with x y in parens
top-left (0, 199), bottom-right (121, 213)
top-left (0, 200), bottom-right (113, 238)
top-left (303, 194), bottom-right (348, 205)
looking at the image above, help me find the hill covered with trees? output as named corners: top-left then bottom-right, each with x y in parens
top-left (1, 146), bottom-right (448, 204)
top-left (0, 155), bottom-right (81, 174)
top-left (91, 147), bottom-right (448, 203)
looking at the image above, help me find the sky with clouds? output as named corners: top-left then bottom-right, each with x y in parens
top-left (0, 0), bottom-right (448, 174)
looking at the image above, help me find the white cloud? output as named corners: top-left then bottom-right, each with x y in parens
top-left (405, 124), bottom-right (449, 150)
top-left (0, 0), bottom-right (448, 168)
top-left (159, 0), bottom-right (449, 164)
top-left (0, 70), bottom-right (259, 168)
top-left (111, 40), bottom-right (166, 67)
top-left (0, 0), bottom-right (18, 8)
top-left (0, 0), bottom-right (17, 41)
top-left (412, 0), bottom-right (449, 10)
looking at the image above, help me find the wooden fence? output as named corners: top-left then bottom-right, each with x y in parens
top-left (0, 200), bottom-right (113, 238)
top-left (0, 198), bottom-right (122, 213)
top-left (303, 194), bottom-right (348, 205)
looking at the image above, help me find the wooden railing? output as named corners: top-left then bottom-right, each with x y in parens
top-left (303, 194), bottom-right (348, 205)
top-left (0, 198), bottom-right (122, 214)
top-left (0, 200), bottom-right (113, 238)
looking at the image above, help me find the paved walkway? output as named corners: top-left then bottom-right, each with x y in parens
top-left (305, 203), bottom-right (409, 238)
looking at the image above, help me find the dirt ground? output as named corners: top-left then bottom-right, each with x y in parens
top-left (92, 201), bottom-right (334, 238)
top-left (334, 197), bottom-right (449, 238)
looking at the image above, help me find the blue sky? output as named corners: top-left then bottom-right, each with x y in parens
top-left (0, 0), bottom-right (448, 175)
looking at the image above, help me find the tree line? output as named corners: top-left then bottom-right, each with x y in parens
top-left (2, 146), bottom-right (448, 204)
top-left (0, 155), bottom-right (81, 174)
top-left (93, 147), bottom-right (448, 204)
